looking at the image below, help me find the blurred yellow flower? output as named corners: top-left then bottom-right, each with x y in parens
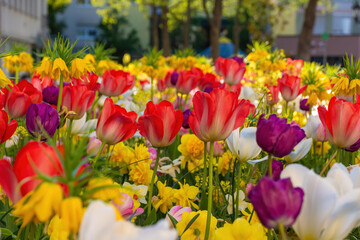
top-left (70, 58), bottom-right (93, 79)
top-left (59, 197), bottom-right (84, 233)
top-left (123, 53), bottom-right (131, 65)
top-left (37, 57), bottom-right (53, 78)
top-left (215, 218), bottom-right (267, 240)
top-left (52, 58), bottom-right (70, 80)
top-left (128, 161), bottom-right (153, 186)
top-left (48, 215), bottom-right (70, 240)
top-left (218, 151), bottom-right (236, 177)
top-left (0, 69), bottom-right (12, 88)
top-left (13, 182), bottom-right (63, 226)
top-left (87, 177), bottom-right (122, 202)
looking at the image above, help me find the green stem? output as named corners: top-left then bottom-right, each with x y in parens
top-left (184, 94), bottom-right (189, 108)
top-left (204, 141), bottom-right (214, 240)
top-left (147, 147), bottom-right (160, 216)
top-left (285, 101), bottom-right (288, 115)
top-left (201, 141), bottom-right (208, 195)
top-left (150, 77), bottom-right (154, 102)
top-left (93, 142), bottom-right (106, 166)
top-left (178, 93), bottom-right (183, 111)
top-left (278, 223), bottom-right (288, 240)
top-left (320, 148), bottom-right (338, 176)
top-left (268, 154), bottom-right (273, 178)
top-left (57, 75), bottom-right (64, 112)
top-left (15, 67), bottom-right (19, 85)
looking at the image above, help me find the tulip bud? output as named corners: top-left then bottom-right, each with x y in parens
top-left (87, 137), bottom-right (103, 156)
top-left (166, 205), bottom-right (192, 228)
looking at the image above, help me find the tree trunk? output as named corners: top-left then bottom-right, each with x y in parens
top-left (297, 0), bottom-right (319, 61)
top-left (151, 5), bottom-right (159, 50)
top-left (183, 0), bottom-right (191, 49)
top-left (161, 5), bottom-right (171, 56)
top-left (233, 0), bottom-right (241, 55)
top-left (210, 0), bottom-right (222, 59)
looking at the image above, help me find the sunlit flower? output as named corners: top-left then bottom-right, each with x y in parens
top-left (152, 181), bottom-right (175, 214)
top-left (178, 134), bottom-right (204, 171)
top-left (215, 218), bottom-right (267, 240)
top-left (173, 182), bottom-right (199, 209)
top-left (52, 58), bottom-right (70, 80)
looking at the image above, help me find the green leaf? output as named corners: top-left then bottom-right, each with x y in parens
top-left (180, 213), bottom-right (200, 237)
top-left (167, 214), bottom-right (178, 228)
top-left (1, 228), bottom-right (15, 237)
top-left (144, 208), bottom-right (157, 225)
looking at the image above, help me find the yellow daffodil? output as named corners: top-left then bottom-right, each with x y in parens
top-left (87, 178), bottom-right (122, 202)
top-left (37, 57), bottom-right (53, 78)
top-left (60, 197), bottom-right (84, 233)
top-left (52, 58), bottom-right (70, 80)
top-left (13, 182), bottom-right (63, 227)
top-left (152, 181), bottom-right (175, 214)
top-left (173, 182), bottom-right (199, 209)
top-left (177, 210), bottom-right (217, 240)
top-left (128, 161), bottom-right (154, 186)
top-left (178, 134), bottom-right (204, 171)
top-left (218, 151), bottom-right (236, 177)
top-left (215, 218), bottom-right (267, 240)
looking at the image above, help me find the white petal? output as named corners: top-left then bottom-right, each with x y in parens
top-left (327, 163), bottom-right (353, 196)
top-left (237, 127), bottom-right (261, 162)
top-left (284, 138), bottom-right (312, 163)
top-left (350, 166), bottom-right (360, 189)
top-left (247, 156), bottom-right (268, 166)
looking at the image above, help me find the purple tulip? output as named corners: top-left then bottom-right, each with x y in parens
top-left (232, 56), bottom-right (244, 65)
top-left (345, 138), bottom-right (360, 152)
top-left (266, 160), bottom-right (283, 181)
top-left (26, 102), bottom-right (60, 138)
top-left (42, 86), bottom-right (59, 106)
top-left (182, 109), bottom-right (192, 129)
top-left (204, 86), bottom-right (214, 93)
top-left (300, 99), bottom-right (310, 111)
top-left (256, 114), bottom-right (306, 158)
top-left (170, 71), bottom-right (179, 86)
top-left (248, 177), bottom-right (304, 229)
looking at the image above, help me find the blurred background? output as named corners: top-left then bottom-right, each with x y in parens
top-left (0, 0), bottom-right (357, 64)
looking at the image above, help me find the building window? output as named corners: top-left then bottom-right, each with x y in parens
top-left (76, 26), bottom-right (98, 40)
top-left (332, 15), bottom-right (352, 35)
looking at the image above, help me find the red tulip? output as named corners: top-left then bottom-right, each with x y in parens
top-left (31, 73), bottom-right (53, 91)
top-left (0, 110), bottom-right (18, 144)
top-left (318, 97), bottom-right (360, 148)
top-left (176, 68), bottom-right (203, 94)
top-left (0, 141), bottom-right (64, 202)
top-left (197, 73), bottom-right (221, 92)
top-left (278, 74), bottom-right (306, 102)
top-left (62, 85), bottom-right (95, 119)
top-left (138, 101), bottom-right (183, 147)
top-left (3, 80), bottom-right (42, 118)
top-left (96, 98), bottom-right (137, 145)
top-left (189, 88), bottom-right (253, 142)
top-left (71, 73), bottom-right (100, 91)
top-left (99, 70), bottom-right (135, 96)
top-left (215, 57), bottom-right (246, 86)
top-left (266, 84), bottom-right (280, 105)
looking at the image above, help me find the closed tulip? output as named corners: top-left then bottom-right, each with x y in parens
top-left (215, 57), bottom-right (246, 86)
top-left (96, 98), bottom-right (137, 145)
top-left (248, 177), bottom-right (304, 229)
top-left (3, 80), bottom-right (42, 118)
top-left (256, 114), bottom-right (306, 158)
top-left (278, 74), bottom-right (306, 102)
top-left (26, 103), bottom-right (60, 138)
top-left (318, 96), bottom-right (360, 148)
top-left (266, 84), bottom-right (280, 106)
top-left (62, 85), bottom-right (95, 119)
top-left (99, 69), bottom-right (135, 97)
top-left (176, 68), bottom-right (202, 94)
top-left (189, 88), bottom-right (252, 142)
top-left (138, 100), bottom-right (183, 147)
top-left (0, 141), bottom-right (64, 202)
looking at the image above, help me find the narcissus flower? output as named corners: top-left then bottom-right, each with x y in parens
top-left (256, 114), bottom-right (306, 158)
top-left (99, 69), bottom-right (135, 97)
top-left (189, 88), bottom-right (252, 142)
top-left (152, 181), bottom-right (175, 214)
top-left (178, 134), bottom-right (204, 171)
top-left (248, 177), bottom-right (304, 229)
top-left (215, 218), bottom-right (267, 240)
top-left (138, 100), bottom-right (183, 147)
top-left (13, 182), bottom-right (63, 226)
top-left (318, 96), bottom-right (360, 148)
top-left (177, 211), bottom-right (217, 240)
top-left (97, 98), bottom-right (137, 145)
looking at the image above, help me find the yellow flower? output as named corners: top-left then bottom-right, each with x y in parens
top-left (84, 54), bottom-right (96, 65)
top-left (110, 142), bottom-right (135, 171)
top-left (122, 182), bottom-right (148, 204)
top-left (37, 57), bottom-right (53, 78)
top-left (13, 183), bottom-right (63, 226)
top-left (332, 76), bottom-right (350, 96)
top-left (132, 144), bottom-right (150, 164)
top-left (218, 151), bottom-right (236, 177)
top-left (70, 58), bottom-right (93, 79)
top-left (292, 111), bottom-right (306, 128)
top-left (215, 218), bottom-right (267, 240)
top-left (3, 55), bottom-right (20, 73)
top-left (59, 197), bottom-right (84, 233)
top-left (315, 141), bottom-right (331, 155)
top-left (97, 60), bottom-right (111, 75)
top-left (178, 134), bottom-right (204, 171)
top-left (349, 79), bottom-right (360, 96)
top-left (173, 182), bottom-right (199, 209)
top-left (19, 52), bottom-right (34, 72)
top-left (152, 181), bottom-right (175, 214)
top-left (48, 215), bottom-right (70, 240)
top-left (87, 178), bottom-right (122, 202)
top-left (177, 211), bottom-right (217, 240)
top-left (123, 53), bottom-right (131, 65)
top-left (52, 58), bottom-right (70, 80)
top-left (242, 203), bottom-right (261, 224)
top-left (129, 161), bottom-right (154, 186)
top-left (0, 69), bottom-right (12, 88)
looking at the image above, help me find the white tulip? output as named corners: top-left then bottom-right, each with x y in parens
top-left (239, 86), bottom-right (258, 105)
top-left (226, 127), bottom-right (261, 162)
top-left (79, 200), bottom-right (178, 240)
top-left (280, 163), bottom-right (360, 240)
top-left (302, 115), bottom-right (321, 139)
top-left (284, 138), bottom-right (312, 163)
top-left (66, 113), bottom-right (97, 135)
